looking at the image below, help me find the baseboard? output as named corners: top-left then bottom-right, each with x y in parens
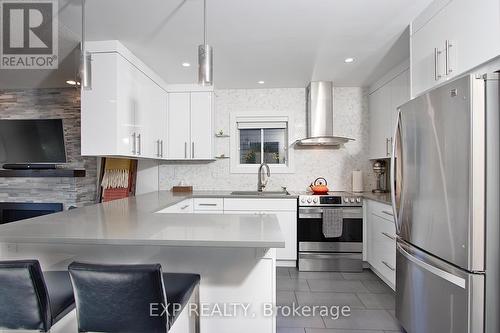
top-left (277, 260), bottom-right (297, 268)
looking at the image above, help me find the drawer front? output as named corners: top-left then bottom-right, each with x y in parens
top-left (157, 199), bottom-right (193, 213)
top-left (371, 214), bottom-right (396, 285)
top-left (223, 198), bottom-right (297, 211)
top-left (193, 198), bottom-right (224, 211)
top-left (369, 200), bottom-right (395, 222)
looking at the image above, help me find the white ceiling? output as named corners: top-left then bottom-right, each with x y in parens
top-left (1, 0), bottom-right (433, 89)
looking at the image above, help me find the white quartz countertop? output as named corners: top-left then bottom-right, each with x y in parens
top-left (0, 191), bottom-right (286, 248)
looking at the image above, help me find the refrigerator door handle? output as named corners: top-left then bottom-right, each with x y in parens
top-left (390, 111), bottom-right (402, 235)
top-left (397, 242), bottom-right (466, 289)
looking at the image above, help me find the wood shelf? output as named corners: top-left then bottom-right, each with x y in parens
top-left (0, 169), bottom-right (86, 178)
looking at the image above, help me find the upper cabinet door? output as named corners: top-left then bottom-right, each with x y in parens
top-left (369, 88), bottom-right (391, 159)
top-left (167, 92), bottom-right (191, 159)
top-left (190, 92), bottom-right (213, 159)
top-left (389, 69), bottom-right (410, 132)
top-left (411, 0), bottom-right (500, 97)
top-left (116, 55), bottom-right (139, 156)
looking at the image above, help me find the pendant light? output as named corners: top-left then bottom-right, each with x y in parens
top-left (79, 0), bottom-right (91, 89)
top-left (198, 0), bottom-right (213, 85)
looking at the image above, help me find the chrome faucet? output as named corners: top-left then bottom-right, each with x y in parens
top-left (257, 163), bottom-right (271, 192)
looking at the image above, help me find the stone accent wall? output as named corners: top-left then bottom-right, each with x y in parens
top-left (0, 88), bottom-right (98, 209)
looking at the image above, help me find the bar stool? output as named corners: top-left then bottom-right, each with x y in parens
top-left (68, 262), bottom-right (201, 333)
top-left (0, 260), bottom-right (76, 332)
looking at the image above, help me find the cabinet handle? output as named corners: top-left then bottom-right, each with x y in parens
top-left (434, 48), bottom-right (442, 81)
top-left (382, 260), bottom-right (395, 271)
top-left (131, 132), bottom-right (136, 154)
top-left (386, 138), bottom-right (390, 156)
top-left (160, 140), bottom-right (164, 157)
top-left (180, 205), bottom-right (190, 210)
top-left (382, 210), bottom-right (394, 217)
top-left (184, 142), bottom-right (187, 159)
top-left (381, 232), bottom-right (396, 241)
top-left (445, 40), bottom-right (453, 75)
top-left (198, 203), bottom-right (217, 206)
top-left (192, 142), bottom-right (195, 159)
top-left (156, 140), bottom-right (160, 157)
top-left (136, 134), bottom-right (141, 155)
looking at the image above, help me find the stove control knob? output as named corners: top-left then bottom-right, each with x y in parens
top-left (350, 198), bottom-right (355, 203)
top-left (307, 198), bottom-right (312, 203)
top-left (344, 197), bottom-right (349, 203)
top-left (356, 198), bottom-right (361, 203)
top-left (300, 198), bottom-right (306, 203)
top-left (313, 197), bottom-right (319, 204)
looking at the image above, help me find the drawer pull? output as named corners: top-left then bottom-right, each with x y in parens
top-left (382, 260), bottom-right (395, 271)
top-left (382, 210), bottom-right (394, 217)
top-left (381, 232), bottom-right (396, 241)
top-left (198, 203), bottom-right (218, 206)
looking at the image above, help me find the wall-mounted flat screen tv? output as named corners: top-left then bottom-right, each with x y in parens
top-left (0, 119), bottom-right (67, 164)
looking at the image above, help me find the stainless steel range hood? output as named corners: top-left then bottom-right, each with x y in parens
top-left (295, 81), bottom-right (354, 147)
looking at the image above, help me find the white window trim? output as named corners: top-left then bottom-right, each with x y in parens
top-left (230, 111), bottom-right (295, 174)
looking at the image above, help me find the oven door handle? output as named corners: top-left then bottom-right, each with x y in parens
top-left (298, 207), bottom-right (362, 219)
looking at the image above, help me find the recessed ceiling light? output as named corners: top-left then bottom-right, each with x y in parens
top-left (182, 62), bottom-right (191, 67)
top-left (344, 57), bottom-right (355, 63)
top-left (66, 80), bottom-right (77, 85)
top-left (258, 80), bottom-right (265, 84)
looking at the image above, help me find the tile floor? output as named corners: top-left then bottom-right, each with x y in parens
top-left (276, 267), bottom-right (403, 333)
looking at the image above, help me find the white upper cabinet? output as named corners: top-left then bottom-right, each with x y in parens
top-left (167, 93), bottom-right (191, 159)
top-left (369, 68), bottom-right (410, 160)
top-left (81, 42), bottom-right (168, 159)
top-left (167, 91), bottom-right (214, 160)
top-left (81, 41), bottom-right (212, 161)
top-left (190, 92), bottom-right (213, 159)
top-left (411, 0), bottom-right (500, 97)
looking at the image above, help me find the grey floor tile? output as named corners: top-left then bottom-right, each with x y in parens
top-left (308, 279), bottom-right (370, 293)
top-left (277, 291), bottom-right (297, 306)
top-left (341, 270), bottom-right (379, 280)
top-left (277, 313), bottom-right (326, 328)
top-left (289, 268), bottom-right (344, 280)
top-left (306, 329), bottom-right (384, 333)
top-left (277, 328), bottom-right (305, 333)
top-left (357, 293), bottom-right (395, 309)
top-left (295, 291), bottom-right (365, 309)
top-left (322, 309), bottom-right (400, 331)
top-left (362, 280), bottom-right (394, 294)
top-left (278, 267), bottom-right (291, 278)
top-left (278, 278), bottom-right (310, 291)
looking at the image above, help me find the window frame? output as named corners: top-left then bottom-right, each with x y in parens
top-left (230, 111), bottom-right (295, 174)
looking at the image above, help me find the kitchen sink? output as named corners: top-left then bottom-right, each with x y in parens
top-left (230, 190), bottom-right (290, 196)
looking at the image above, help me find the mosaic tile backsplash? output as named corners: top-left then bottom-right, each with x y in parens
top-left (159, 87), bottom-right (375, 192)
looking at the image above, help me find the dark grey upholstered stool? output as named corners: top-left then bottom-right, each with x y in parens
top-left (0, 260), bottom-right (76, 332)
top-left (68, 262), bottom-right (201, 333)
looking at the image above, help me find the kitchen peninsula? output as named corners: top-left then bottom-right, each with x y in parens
top-left (0, 191), bottom-right (286, 333)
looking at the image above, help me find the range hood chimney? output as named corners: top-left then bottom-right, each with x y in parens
top-left (295, 81), bottom-right (354, 147)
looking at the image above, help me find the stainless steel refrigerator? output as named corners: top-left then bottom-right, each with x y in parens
top-left (390, 73), bottom-right (499, 333)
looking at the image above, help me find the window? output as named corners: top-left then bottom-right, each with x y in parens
top-left (230, 113), bottom-right (294, 174)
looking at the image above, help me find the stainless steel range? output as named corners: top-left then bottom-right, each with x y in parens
top-left (298, 192), bottom-right (363, 272)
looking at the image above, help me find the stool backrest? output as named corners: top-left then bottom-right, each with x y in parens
top-left (69, 262), bottom-right (168, 333)
top-left (0, 260), bottom-right (51, 331)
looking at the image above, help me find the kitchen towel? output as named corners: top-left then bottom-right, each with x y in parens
top-left (322, 208), bottom-right (343, 238)
top-left (352, 170), bottom-right (363, 192)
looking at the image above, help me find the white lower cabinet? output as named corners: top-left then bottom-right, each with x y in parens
top-left (366, 200), bottom-right (396, 290)
top-left (156, 197), bottom-right (297, 264)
